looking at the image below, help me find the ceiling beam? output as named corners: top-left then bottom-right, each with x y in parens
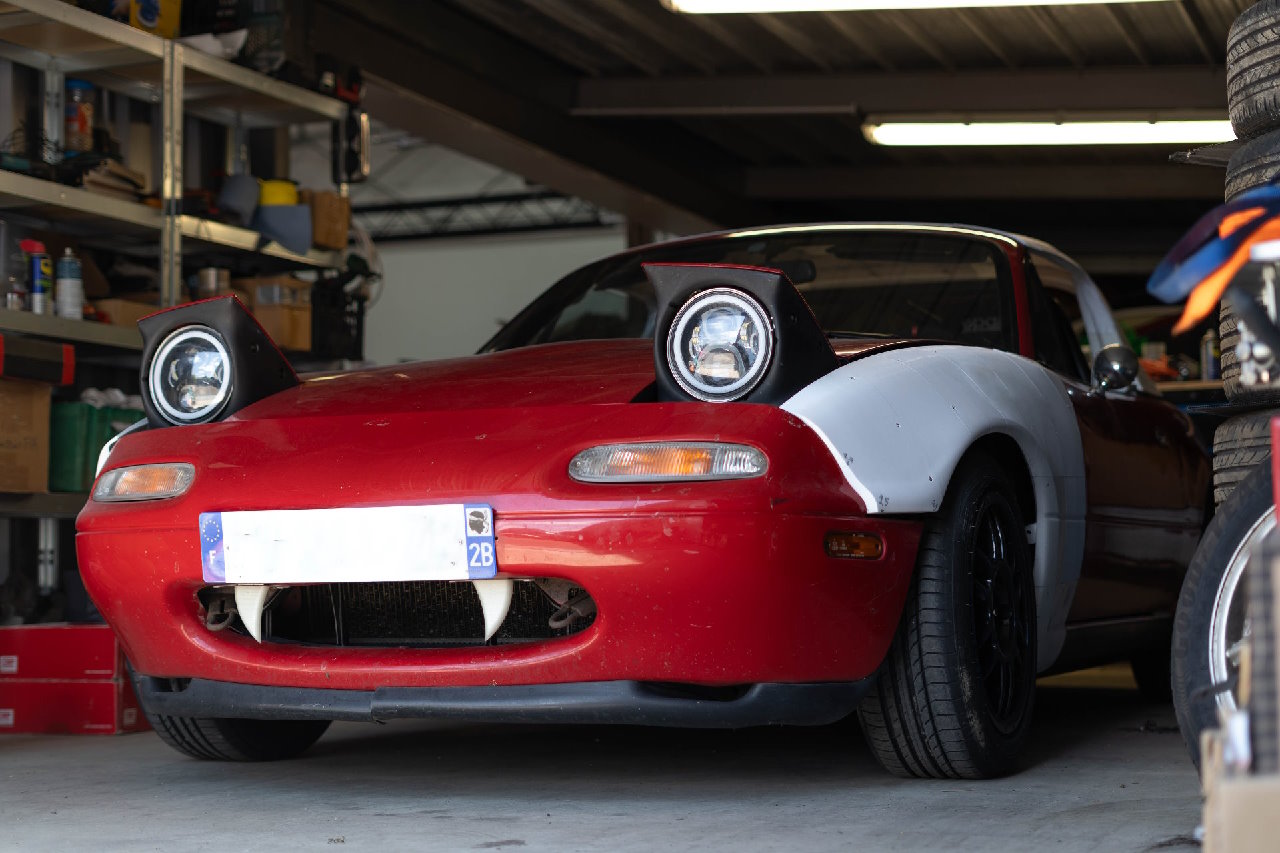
top-left (311, 2), bottom-right (778, 234)
top-left (744, 164), bottom-right (1224, 200)
top-left (574, 68), bottom-right (1228, 117)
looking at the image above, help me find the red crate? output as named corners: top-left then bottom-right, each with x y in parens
top-left (0, 624), bottom-right (149, 735)
top-left (0, 623), bottom-right (127, 680)
top-left (0, 678), bottom-right (148, 735)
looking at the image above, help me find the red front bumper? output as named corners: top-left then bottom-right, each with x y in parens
top-left (77, 401), bottom-right (921, 691)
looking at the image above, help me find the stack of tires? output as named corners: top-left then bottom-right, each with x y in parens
top-left (1174, 0), bottom-right (1280, 769)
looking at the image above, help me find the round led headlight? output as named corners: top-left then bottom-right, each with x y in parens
top-left (149, 326), bottom-right (232, 424)
top-left (667, 288), bottom-right (774, 402)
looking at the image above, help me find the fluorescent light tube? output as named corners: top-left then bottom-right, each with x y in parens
top-left (664, 0), bottom-right (1172, 10)
top-left (863, 120), bottom-right (1235, 146)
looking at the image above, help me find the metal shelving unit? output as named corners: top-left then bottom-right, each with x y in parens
top-left (0, 0), bottom-right (347, 305)
top-left (0, 170), bottom-right (343, 268)
top-left (0, 2), bottom-right (348, 532)
top-left (0, 308), bottom-right (141, 349)
top-left (0, 491), bottom-right (86, 519)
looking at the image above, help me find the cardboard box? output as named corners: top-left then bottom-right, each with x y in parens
top-left (0, 678), bottom-right (148, 735)
top-left (92, 297), bottom-right (161, 329)
top-left (231, 274), bottom-right (310, 309)
top-left (300, 189), bottom-right (350, 250)
top-left (252, 304), bottom-right (311, 352)
top-left (232, 275), bottom-right (312, 351)
top-left (1204, 773), bottom-right (1280, 853)
top-left (0, 624), bottom-right (128, 681)
top-left (0, 378), bottom-right (51, 493)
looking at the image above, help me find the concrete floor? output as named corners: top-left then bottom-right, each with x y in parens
top-left (1, 669), bottom-right (1203, 853)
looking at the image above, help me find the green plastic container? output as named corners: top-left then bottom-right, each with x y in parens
top-left (49, 403), bottom-right (144, 493)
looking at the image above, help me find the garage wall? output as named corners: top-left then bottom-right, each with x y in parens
top-left (290, 131), bottom-right (627, 364)
top-left (364, 228), bottom-right (626, 365)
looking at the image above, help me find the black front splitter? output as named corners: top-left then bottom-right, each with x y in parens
top-left (131, 673), bottom-right (870, 728)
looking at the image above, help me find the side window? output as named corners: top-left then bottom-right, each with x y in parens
top-left (1024, 260), bottom-right (1091, 383)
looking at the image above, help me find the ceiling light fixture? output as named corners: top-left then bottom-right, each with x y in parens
top-left (862, 119), bottom-right (1235, 146)
top-left (663, 0), bottom-right (1171, 10)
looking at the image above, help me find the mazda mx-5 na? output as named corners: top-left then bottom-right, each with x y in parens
top-left (78, 224), bottom-right (1210, 779)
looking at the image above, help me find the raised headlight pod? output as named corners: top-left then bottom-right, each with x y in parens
top-left (138, 295), bottom-right (298, 428)
top-left (569, 442), bottom-right (767, 483)
top-left (667, 288), bottom-right (773, 402)
top-left (93, 463), bottom-right (195, 502)
top-left (645, 263), bottom-right (838, 405)
top-left (149, 327), bottom-right (232, 424)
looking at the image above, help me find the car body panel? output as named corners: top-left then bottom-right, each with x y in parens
top-left (76, 223), bottom-right (1211, 730)
top-left (782, 343), bottom-right (1087, 669)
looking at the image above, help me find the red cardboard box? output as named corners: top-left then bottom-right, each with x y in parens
top-left (0, 624), bottom-right (149, 735)
top-left (0, 678), bottom-right (148, 734)
top-left (0, 623), bottom-right (126, 680)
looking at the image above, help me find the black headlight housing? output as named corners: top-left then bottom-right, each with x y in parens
top-left (645, 263), bottom-right (838, 405)
top-left (138, 295), bottom-right (298, 428)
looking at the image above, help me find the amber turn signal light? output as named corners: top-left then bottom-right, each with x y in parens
top-left (825, 531), bottom-right (884, 559)
top-left (93, 463), bottom-right (195, 502)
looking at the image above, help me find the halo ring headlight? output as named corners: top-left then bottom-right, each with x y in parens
top-left (149, 326), bottom-right (233, 425)
top-left (667, 287), bottom-right (774, 402)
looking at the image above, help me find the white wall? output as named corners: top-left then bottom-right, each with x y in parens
top-left (365, 228), bottom-right (626, 365)
top-left (290, 129), bottom-right (629, 365)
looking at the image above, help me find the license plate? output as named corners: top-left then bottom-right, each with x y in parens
top-left (199, 503), bottom-right (496, 584)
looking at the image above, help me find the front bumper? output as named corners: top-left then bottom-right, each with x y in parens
top-left (132, 673), bottom-right (872, 727)
top-left (78, 400), bottom-right (922, 692)
top-left (79, 510), bottom-right (921, 690)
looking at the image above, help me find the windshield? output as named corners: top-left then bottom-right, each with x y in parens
top-left (484, 230), bottom-right (1016, 353)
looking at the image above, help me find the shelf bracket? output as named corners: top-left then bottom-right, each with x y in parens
top-left (160, 39), bottom-right (183, 307)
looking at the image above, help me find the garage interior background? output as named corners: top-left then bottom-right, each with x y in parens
top-left (279, 0), bottom-right (1245, 364)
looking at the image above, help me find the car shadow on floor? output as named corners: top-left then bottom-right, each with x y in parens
top-left (274, 667), bottom-right (1185, 795)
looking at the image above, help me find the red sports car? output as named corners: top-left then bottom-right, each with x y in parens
top-left (78, 224), bottom-right (1210, 778)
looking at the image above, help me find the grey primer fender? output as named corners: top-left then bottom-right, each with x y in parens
top-left (782, 344), bottom-right (1086, 671)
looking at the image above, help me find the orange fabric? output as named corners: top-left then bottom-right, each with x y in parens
top-left (1219, 207), bottom-right (1267, 239)
top-left (1175, 218), bottom-right (1280, 334)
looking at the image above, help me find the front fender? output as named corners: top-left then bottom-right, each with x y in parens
top-left (781, 345), bottom-right (1087, 670)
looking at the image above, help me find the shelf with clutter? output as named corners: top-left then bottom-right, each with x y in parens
top-left (0, 0), bottom-right (375, 639)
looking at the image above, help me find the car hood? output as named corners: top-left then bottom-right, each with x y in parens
top-left (238, 336), bottom-right (926, 421)
top-left (242, 340), bottom-right (658, 419)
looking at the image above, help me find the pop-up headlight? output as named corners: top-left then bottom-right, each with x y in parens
top-left (668, 288), bottom-right (774, 402)
top-left (149, 327), bottom-right (232, 424)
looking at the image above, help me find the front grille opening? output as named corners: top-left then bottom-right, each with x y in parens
top-left (200, 580), bottom-right (596, 649)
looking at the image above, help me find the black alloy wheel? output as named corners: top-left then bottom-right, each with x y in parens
top-left (858, 452), bottom-right (1037, 779)
top-left (971, 502), bottom-right (1035, 735)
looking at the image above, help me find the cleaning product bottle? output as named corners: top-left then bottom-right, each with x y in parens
top-left (56, 247), bottom-right (84, 321)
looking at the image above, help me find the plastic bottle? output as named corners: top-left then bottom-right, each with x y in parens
top-left (4, 275), bottom-right (25, 311)
top-left (56, 247), bottom-right (83, 321)
top-left (1201, 327), bottom-right (1221, 380)
top-left (64, 79), bottom-right (95, 154)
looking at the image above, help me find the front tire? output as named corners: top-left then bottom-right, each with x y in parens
top-left (857, 453), bottom-right (1036, 779)
top-left (146, 712), bottom-right (331, 761)
top-left (1172, 463), bottom-right (1272, 771)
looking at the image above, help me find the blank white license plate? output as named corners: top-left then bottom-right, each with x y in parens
top-left (199, 504), bottom-right (496, 584)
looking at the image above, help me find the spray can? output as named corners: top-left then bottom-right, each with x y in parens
top-left (20, 239), bottom-right (51, 315)
top-left (56, 247), bottom-right (83, 320)
top-left (1201, 327), bottom-right (1221, 380)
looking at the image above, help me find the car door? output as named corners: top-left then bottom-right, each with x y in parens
top-left (1024, 254), bottom-right (1208, 624)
